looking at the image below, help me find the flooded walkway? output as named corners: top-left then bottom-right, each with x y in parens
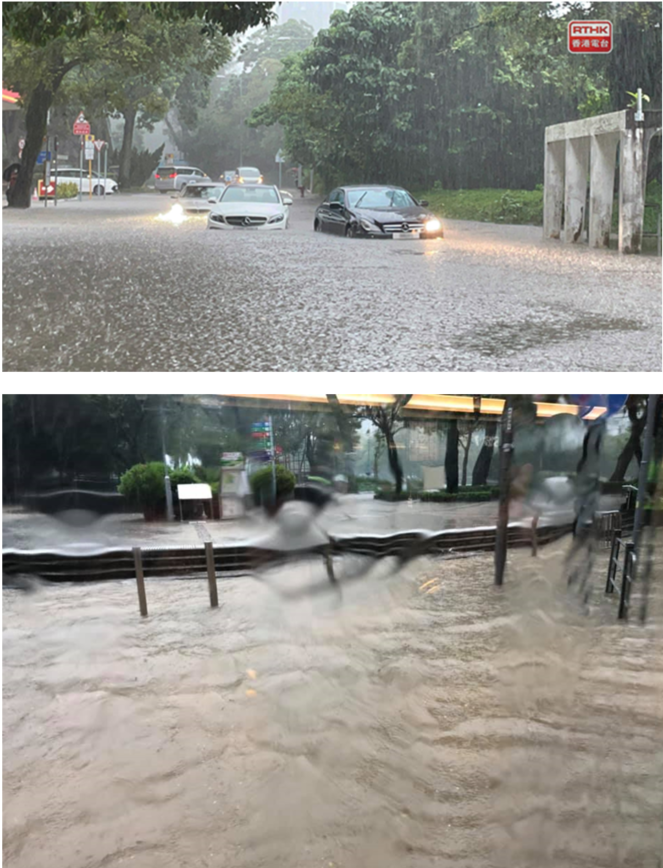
top-left (3, 542), bottom-right (662, 868)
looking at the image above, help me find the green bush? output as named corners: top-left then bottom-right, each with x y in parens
top-left (419, 489), bottom-right (499, 503)
top-left (250, 464), bottom-right (296, 505)
top-left (118, 462), bottom-right (169, 515)
top-left (414, 187), bottom-right (544, 226)
top-left (56, 181), bottom-right (78, 199)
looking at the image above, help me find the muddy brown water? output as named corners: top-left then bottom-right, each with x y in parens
top-left (3, 542), bottom-right (662, 868)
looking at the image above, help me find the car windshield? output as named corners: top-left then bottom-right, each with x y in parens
top-left (221, 187), bottom-right (279, 204)
top-left (347, 188), bottom-right (417, 209)
top-left (184, 185), bottom-right (222, 199)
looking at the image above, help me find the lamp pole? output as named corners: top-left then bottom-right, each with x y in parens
top-left (161, 401), bottom-right (174, 521)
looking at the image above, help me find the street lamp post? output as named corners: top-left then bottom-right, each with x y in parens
top-left (161, 402), bottom-right (175, 522)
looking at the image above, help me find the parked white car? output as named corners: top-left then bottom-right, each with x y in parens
top-left (207, 184), bottom-right (293, 231)
top-left (50, 167), bottom-right (118, 195)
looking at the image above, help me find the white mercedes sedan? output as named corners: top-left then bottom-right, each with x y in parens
top-left (207, 184), bottom-right (293, 231)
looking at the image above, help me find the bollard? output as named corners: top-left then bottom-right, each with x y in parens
top-left (205, 541), bottom-right (219, 608)
top-left (133, 547), bottom-right (148, 617)
top-left (531, 513), bottom-right (539, 557)
top-left (324, 543), bottom-right (337, 584)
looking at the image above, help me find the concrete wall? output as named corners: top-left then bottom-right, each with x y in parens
top-left (543, 109), bottom-right (658, 254)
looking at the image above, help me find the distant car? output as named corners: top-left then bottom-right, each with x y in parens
top-left (46, 167), bottom-right (118, 196)
top-left (220, 169), bottom-right (236, 184)
top-left (207, 184), bottom-right (293, 231)
top-left (170, 181), bottom-right (226, 215)
top-left (234, 166), bottom-right (263, 184)
top-left (155, 165), bottom-right (208, 193)
top-left (314, 185), bottom-right (444, 239)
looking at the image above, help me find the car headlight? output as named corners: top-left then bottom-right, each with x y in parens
top-left (268, 212), bottom-right (285, 223)
top-left (360, 218), bottom-right (376, 232)
top-left (425, 218), bottom-right (441, 233)
top-left (171, 204), bottom-right (183, 217)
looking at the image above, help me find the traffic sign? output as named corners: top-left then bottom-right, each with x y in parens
top-left (73, 112), bottom-right (91, 136)
top-left (93, 140), bottom-right (105, 151)
top-left (275, 149), bottom-right (285, 163)
top-left (36, 151), bottom-right (52, 165)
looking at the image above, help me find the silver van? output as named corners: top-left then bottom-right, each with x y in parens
top-left (155, 165), bottom-right (208, 193)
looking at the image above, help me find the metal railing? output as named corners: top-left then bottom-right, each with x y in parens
top-left (605, 530), bottom-right (637, 619)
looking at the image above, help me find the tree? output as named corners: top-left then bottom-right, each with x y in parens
top-left (2, 1), bottom-right (275, 207)
top-left (170, 18), bottom-right (315, 179)
top-left (472, 420), bottom-right (498, 485)
top-left (445, 419), bottom-right (459, 494)
top-left (355, 396), bottom-right (412, 494)
top-left (610, 396), bottom-right (647, 481)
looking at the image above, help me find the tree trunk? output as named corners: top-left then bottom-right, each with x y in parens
top-left (445, 420), bottom-right (459, 493)
top-left (385, 431), bottom-right (403, 494)
top-left (119, 108), bottom-right (137, 190)
top-left (610, 399), bottom-right (646, 482)
top-left (7, 81), bottom-right (53, 209)
top-left (461, 434), bottom-right (471, 487)
top-left (472, 420), bottom-right (498, 486)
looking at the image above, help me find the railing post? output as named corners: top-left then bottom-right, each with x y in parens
top-left (133, 546), bottom-right (148, 617)
top-left (618, 542), bottom-right (635, 620)
top-left (205, 541), bottom-right (219, 608)
top-left (324, 543), bottom-right (336, 584)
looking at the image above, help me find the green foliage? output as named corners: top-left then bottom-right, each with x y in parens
top-left (169, 467), bottom-right (198, 489)
top-left (107, 143), bottom-right (164, 188)
top-left (118, 461), bottom-right (169, 512)
top-left (249, 464), bottom-right (296, 504)
top-left (416, 187), bottom-right (544, 225)
top-left (55, 181), bottom-right (78, 199)
top-left (2, 2), bottom-right (276, 46)
top-left (173, 19), bottom-right (315, 179)
top-left (252, 1), bottom-right (661, 192)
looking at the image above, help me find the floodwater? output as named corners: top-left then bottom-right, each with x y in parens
top-left (3, 194), bottom-right (661, 371)
top-left (3, 541), bottom-right (663, 868)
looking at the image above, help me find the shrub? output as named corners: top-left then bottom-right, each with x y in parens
top-left (56, 181), bottom-right (78, 199)
top-left (118, 462), bottom-right (169, 516)
top-left (250, 464), bottom-right (296, 506)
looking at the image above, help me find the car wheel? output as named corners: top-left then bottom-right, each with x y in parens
top-left (92, 185), bottom-right (104, 196)
top-left (314, 219), bottom-right (322, 232)
top-left (345, 223), bottom-right (356, 238)
top-left (159, 190), bottom-right (168, 195)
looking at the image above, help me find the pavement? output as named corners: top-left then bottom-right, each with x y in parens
top-left (2, 491), bottom-right (620, 553)
top-left (3, 191), bottom-right (660, 371)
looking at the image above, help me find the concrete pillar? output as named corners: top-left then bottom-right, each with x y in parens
top-left (619, 126), bottom-right (646, 254)
top-left (543, 140), bottom-right (565, 239)
top-left (588, 133), bottom-right (618, 248)
top-left (563, 137), bottom-right (590, 243)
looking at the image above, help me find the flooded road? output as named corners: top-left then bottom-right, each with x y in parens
top-left (3, 194), bottom-right (660, 371)
top-left (4, 542), bottom-right (662, 868)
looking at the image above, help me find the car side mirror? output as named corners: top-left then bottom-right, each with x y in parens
top-left (208, 198), bottom-right (217, 204)
top-left (282, 194), bottom-right (293, 206)
top-left (330, 202), bottom-right (342, 210)
top-left (419, 200), bottom-right (429, 207)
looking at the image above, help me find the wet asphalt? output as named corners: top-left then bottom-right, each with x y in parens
top-left (3, 191), bottom-right (661, 371)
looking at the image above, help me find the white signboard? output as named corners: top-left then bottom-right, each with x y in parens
top-left (177, 483), bottom-right (212, 501)
top-left (84, 142), bottom-right (95, 160)
top-left (275, 149), bottom-right (285, 163)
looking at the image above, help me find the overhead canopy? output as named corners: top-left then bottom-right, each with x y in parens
top-left (220, 394), bottom-right (607, 421)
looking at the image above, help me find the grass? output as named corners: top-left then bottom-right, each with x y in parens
top-left (415, 180), bottom-right (662, 234)
top-left (414, 187), bottom-right (544, 226)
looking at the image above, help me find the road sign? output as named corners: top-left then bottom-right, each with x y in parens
top-left (93, 140), bottom-right (105, 151)
top-left (37, 180), bottom-right (56, 198)
top-left (275, 149), bottom-right (285, 163)
top-left (73, 112), bottom-right (91, 135)
top-left (36, 151), bottom-right (52, 165)
top-left (84, 141), bottom-right (95, 160)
